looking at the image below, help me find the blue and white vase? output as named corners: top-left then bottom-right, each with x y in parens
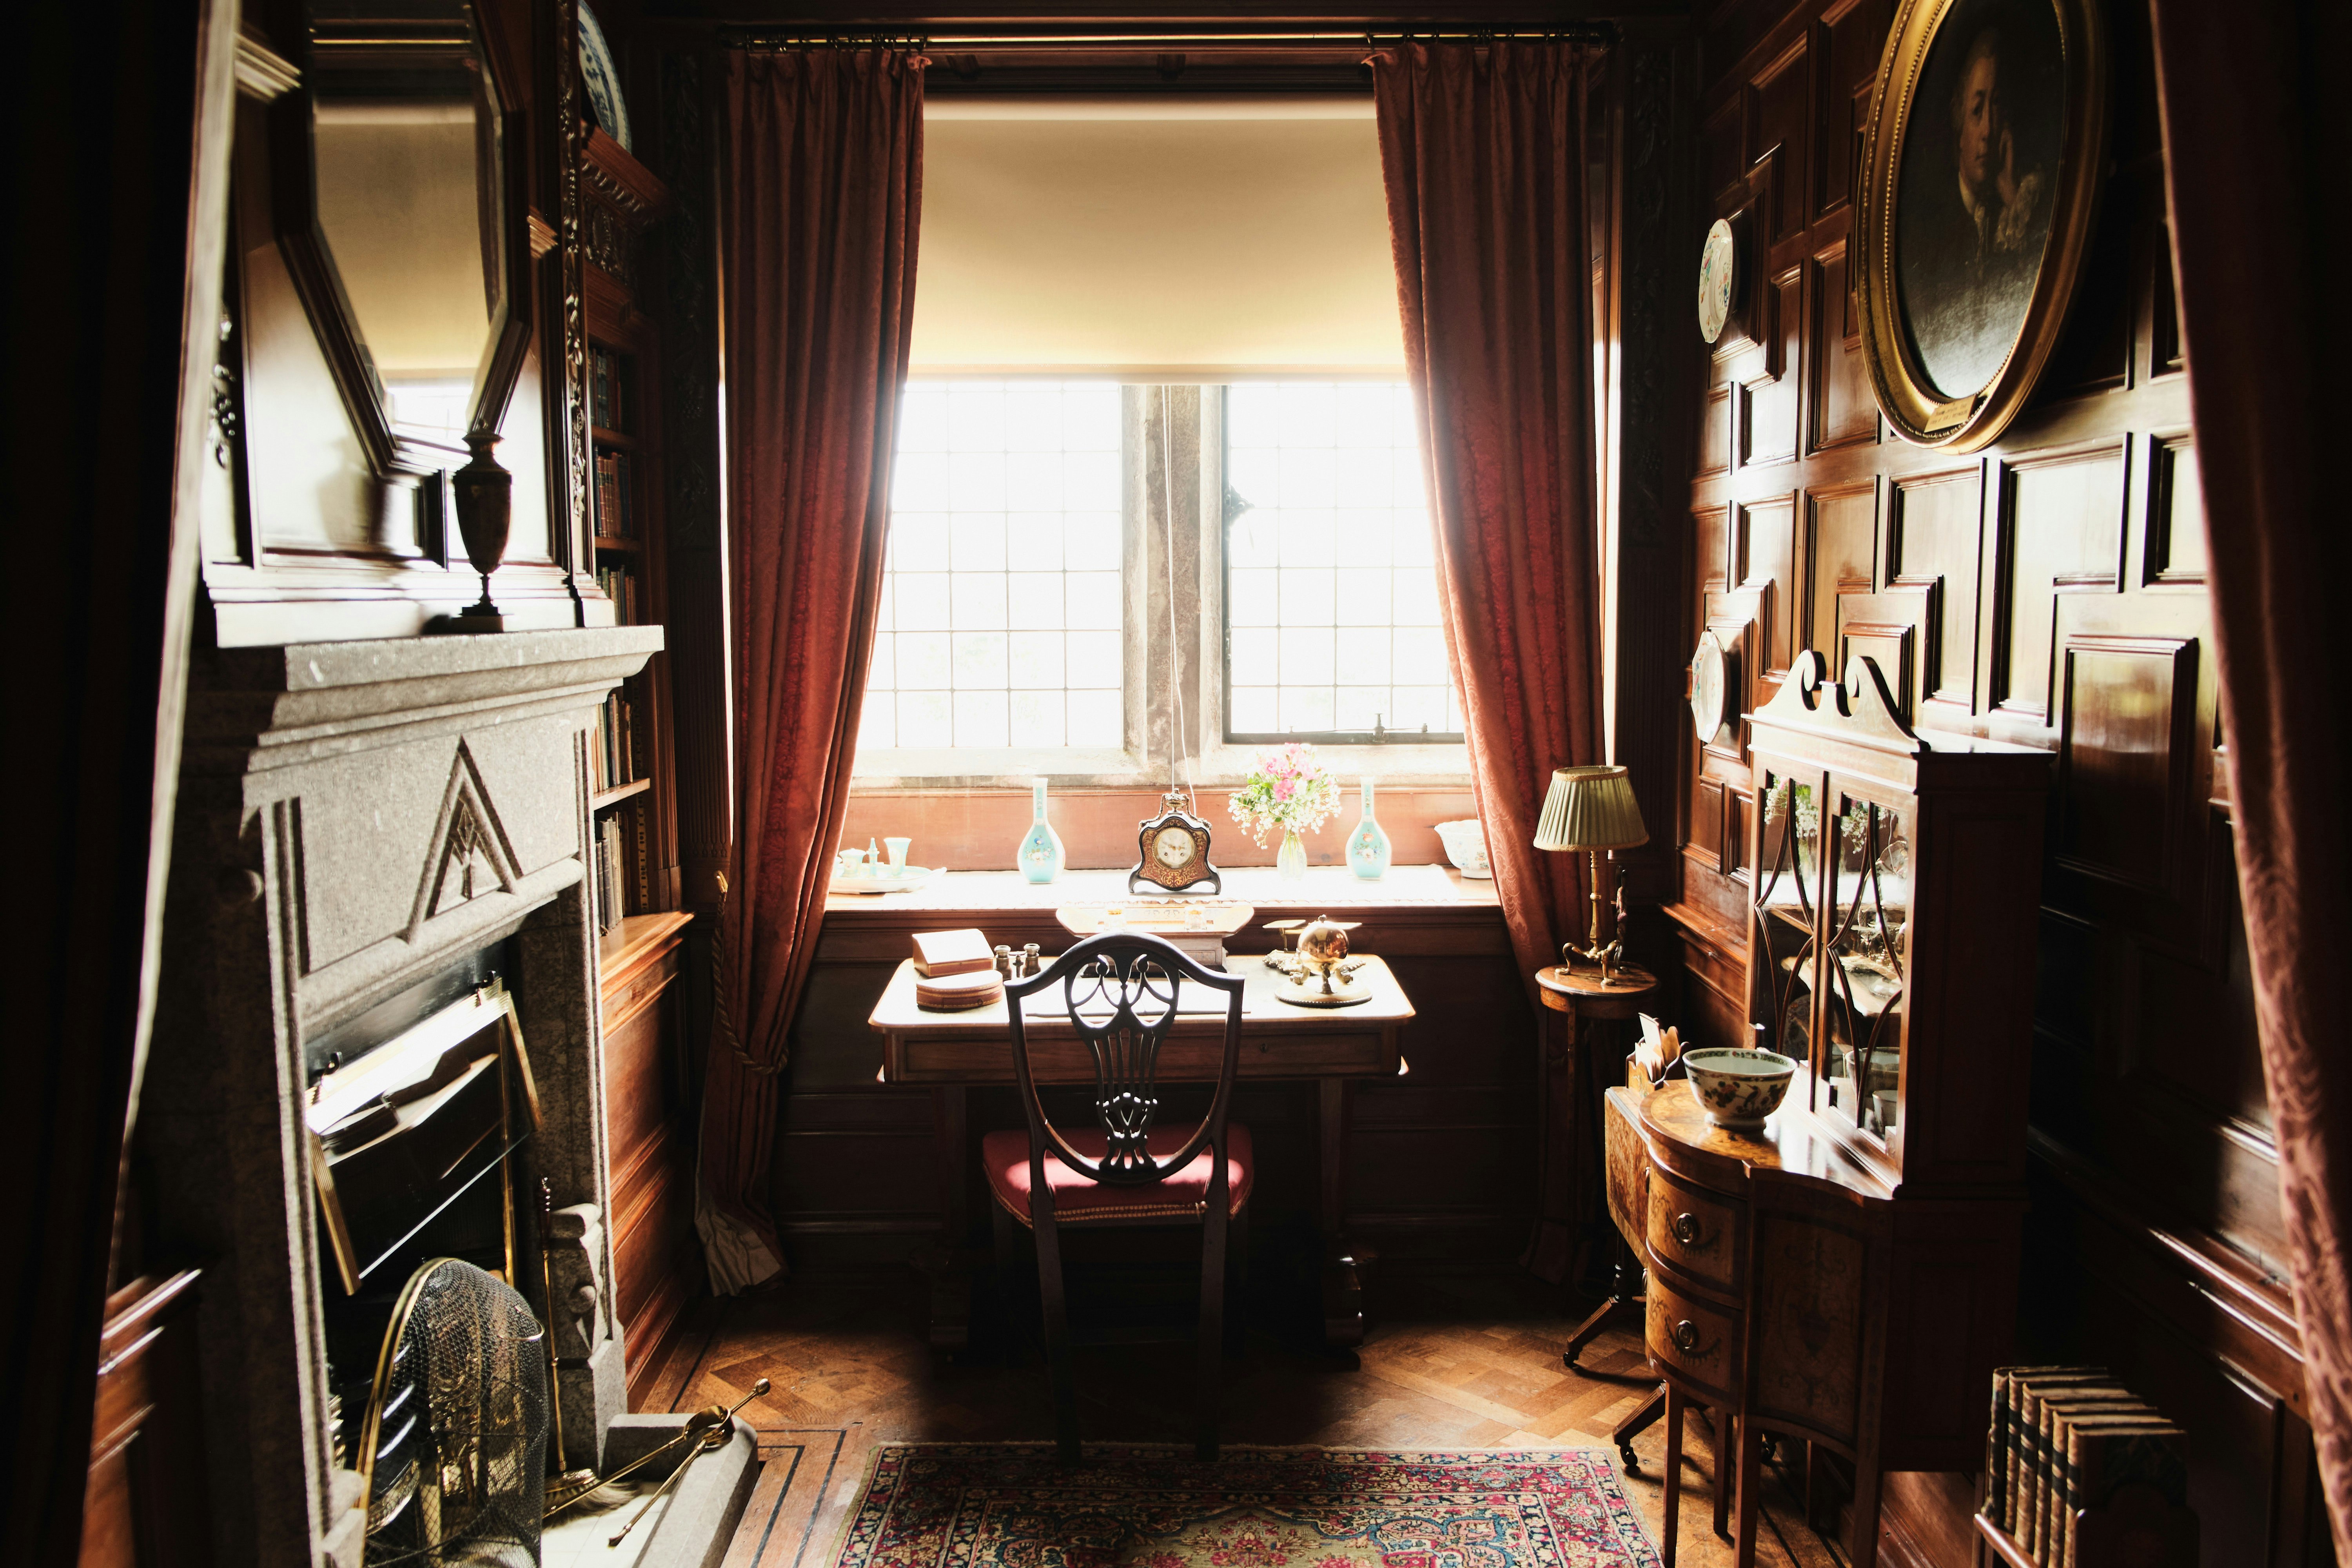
top-left (1018, 777), bottom-right (1064, 884)
top-left (1346, 777), bottom-right (1392, 879)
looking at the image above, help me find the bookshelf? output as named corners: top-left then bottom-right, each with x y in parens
top-left (582, 130), bottom-right (679, 935)
top-left (577, 123), bottom-right (699, 1401)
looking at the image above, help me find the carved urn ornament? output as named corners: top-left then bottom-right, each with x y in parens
top-left (448, 432), bottom-right (513, 630)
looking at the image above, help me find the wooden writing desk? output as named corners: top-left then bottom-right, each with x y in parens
top-left (869, 954), bottom-right (1416, 1352)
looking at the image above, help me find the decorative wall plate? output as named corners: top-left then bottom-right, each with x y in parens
top-left (1697, 218), bottom-right (1739, 345)
top-left (577, 2), bottom-right (632, 152)
top-left (1690, 630), bottom-right (1729, 741)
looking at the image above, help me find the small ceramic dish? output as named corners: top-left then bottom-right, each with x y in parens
top-left (1682, 1047), bottom-right (1797, 1130)
top-left (1434, 819), bottom-right (1492, 878)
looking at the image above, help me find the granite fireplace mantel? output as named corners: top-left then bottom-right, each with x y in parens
top-left (143, 626), bottom-right (663, 1566)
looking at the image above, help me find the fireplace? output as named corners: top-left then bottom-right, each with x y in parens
top-left (141, 626), bottom-right (661, 1566)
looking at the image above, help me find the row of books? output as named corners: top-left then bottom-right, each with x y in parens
top-left (592, 815), bottom-right (630, 934)
top-left (596, 564), bottom-right (642, 627)
top-left (590, 345), bottom-right (629, 434)
top-left (592, 686), bottom-right (639, 794)
top-left (594, 449), bottom-right (635, 539)
top-left (1983, 1366), bottom-right (2186, 1568)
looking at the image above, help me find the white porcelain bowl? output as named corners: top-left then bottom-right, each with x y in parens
top-left (1434, 819), bottom-right (1492, 878)
top-left (1682, 1047), bottom-right (1797, 1130)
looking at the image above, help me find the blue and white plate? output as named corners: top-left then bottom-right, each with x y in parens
top-left (577, 2), bottom-right (631, 153)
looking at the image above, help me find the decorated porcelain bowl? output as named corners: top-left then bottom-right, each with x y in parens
top-left (1434, 819), bottom-right (1492, 878)
top-left (1682, 1047), bottom-right (1797, 1130)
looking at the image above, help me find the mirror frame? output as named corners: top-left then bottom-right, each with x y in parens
top-left (270, 0), bottom-right (533, 479)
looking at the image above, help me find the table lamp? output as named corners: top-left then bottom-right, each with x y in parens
top-left (1533, 764), bottom-right (1649, 982)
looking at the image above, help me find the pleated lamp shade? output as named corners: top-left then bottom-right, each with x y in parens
top-left (1532, 765), bottom-right (1648, 852)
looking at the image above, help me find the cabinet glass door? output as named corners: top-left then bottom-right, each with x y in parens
top-left (1752, 770), bottom-right (1822, 1071)
top-left (1821, 793), bottom-right (1909, 1143)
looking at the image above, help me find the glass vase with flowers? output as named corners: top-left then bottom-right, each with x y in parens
top-left (1229, 743), bottom-right (1342, 882)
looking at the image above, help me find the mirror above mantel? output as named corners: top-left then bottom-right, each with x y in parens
top-left (303, 1), bottom-right (529, 476)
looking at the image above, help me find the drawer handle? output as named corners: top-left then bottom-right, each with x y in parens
top-left (1673, 1319), bottom-right (1702, 1354)
top-left (1672, 1212), bottom-right (1701, 1246)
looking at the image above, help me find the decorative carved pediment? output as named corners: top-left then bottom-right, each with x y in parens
top-left (1749, 648), bottom-right (1923, 755)
top-left (408, 740), bottom-right (522, 939)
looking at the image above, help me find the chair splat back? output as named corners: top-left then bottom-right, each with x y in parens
top-left (1003, 932), bottom-right (1247, 1188)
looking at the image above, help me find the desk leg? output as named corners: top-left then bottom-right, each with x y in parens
top-left (1319, 1078), bottom-right (1372, 1352)
top-left (913, 1086), bottom-right (974, 1354)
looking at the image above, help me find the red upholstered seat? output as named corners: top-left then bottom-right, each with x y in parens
top-left (982, 1123), bottom-right (1254, 1227)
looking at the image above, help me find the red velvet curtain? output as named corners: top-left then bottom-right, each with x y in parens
top-left (1370, 41), bottom-right (1602, 987)
top-left (701, 45), bottom-right (924, 1295)
top-left (2147, 1), bottom-right (2352, 1553)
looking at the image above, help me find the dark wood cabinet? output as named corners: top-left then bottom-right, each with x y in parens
top-left (1633, 648), bottom-right (2051, 1568)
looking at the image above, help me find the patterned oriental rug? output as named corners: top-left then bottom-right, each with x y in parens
top-left (830, 1445), bottom-right (1664, 1568)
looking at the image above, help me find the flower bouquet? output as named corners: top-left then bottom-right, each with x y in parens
top-left (1229, 743), bottom-right (1342, 880)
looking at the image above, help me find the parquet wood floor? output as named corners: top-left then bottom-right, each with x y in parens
top-left (637, 1269), bottom-right (1847, 1568)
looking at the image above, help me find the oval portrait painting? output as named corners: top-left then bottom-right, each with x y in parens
top-left (1894, 0), bottom-right (2067, 401)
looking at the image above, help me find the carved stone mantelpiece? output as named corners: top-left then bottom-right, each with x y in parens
top-left (145, 626), bottom-right (661, 1566)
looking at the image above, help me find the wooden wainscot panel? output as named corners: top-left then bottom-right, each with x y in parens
top-left (1699, 385), bottom-right (1733, 477)
top-left (1807, 477), bottom-right (1879, 658)
top-left (1887, 466), bottom-right (1982, 721)
top-left (1807, 243), bottom-right (1878, 454)
top-left (82, 1271), bottom-right (211, 1568)
top-left (597, 910), bottom-right (695, 1396)
top-left (1991, 441), bottom-right (2129, 721)
top-left (2144, 431), bottom-right (2207, 587)
top-left (2053, 634), bottom-right (2198, 899)
top-left (1750, 33), bottom-right (1812, 241)
top-left (1742, 267), bottom-right (1806, 467)
top-left (1739, 494), bottom-right (1803, 679)
top-left (1880, 1201), bottom-right (2024, 1470)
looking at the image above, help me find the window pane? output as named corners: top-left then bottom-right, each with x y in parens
top-left (1222, 382), bottom-right (1461, 741)
top-left (861, 381), bottom-right (1127, 757)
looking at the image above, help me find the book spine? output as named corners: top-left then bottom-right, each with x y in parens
top-left (1987, 1369), bottom-right (2012, 1532)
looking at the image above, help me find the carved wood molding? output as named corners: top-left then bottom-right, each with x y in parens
top-left (235, 31), bottom-right (300, 101)
top-left (1750, 646), bottom-right (1920, 754)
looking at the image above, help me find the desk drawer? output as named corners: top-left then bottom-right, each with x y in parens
top-left (1646, 1167), bottom-right (1742, 1295)
top-left (1646, 1273), bottom-right (1740, 1403)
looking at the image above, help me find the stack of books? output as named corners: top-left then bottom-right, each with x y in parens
top-left (593, 450), bottom-right (633, 539)
top-left (595, 564), bottom-right (639, 625)
top-left (591, 687), bottom-right (636, 793)
top-left (1982, 1367), bottom-right (2187, 1568)
top-left (593, 815), bottom-right (629, 933)
top-left (590, 346), bottom-right (627, 432)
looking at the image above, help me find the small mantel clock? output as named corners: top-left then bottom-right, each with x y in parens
top-left (1130, 791), bottom-right (1221, 895)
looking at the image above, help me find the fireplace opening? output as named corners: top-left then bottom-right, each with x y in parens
top-left (303, 938), bottom-right (542, 1480)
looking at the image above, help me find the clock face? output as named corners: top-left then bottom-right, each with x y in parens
top-left (1154, 826), bottom-right (1197, 869)
top-left (1698, 218), bottom-right (1737, 345)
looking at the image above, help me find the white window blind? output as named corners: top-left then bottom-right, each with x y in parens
top-left (911, 97), bottom-right (1406, 379)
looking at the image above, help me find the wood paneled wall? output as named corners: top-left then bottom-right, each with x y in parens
top-left (1664, 0), bottom-right (2325, 1561)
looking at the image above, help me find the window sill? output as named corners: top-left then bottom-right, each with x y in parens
top-left (814, 863), bottom-right (1508, 964)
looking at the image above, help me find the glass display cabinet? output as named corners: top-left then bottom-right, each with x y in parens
top-left (1747, 651), bottom-right (2051, 1193)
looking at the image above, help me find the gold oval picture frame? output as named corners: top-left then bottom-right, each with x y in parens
top-left (1854, 0), bottom-right (2107, 451)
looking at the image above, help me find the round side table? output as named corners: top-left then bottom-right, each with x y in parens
top-left (1528, 962), bottom-right (1657, 1293)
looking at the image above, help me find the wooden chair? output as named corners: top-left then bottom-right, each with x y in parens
top-left (984, 931), bottom-right (1251, 1463)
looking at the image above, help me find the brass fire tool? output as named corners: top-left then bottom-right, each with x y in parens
top-left (542, 1379), bottom-right (772, 1523)
top-left (539, 1180), bottom-right (602, 1501)
top-left (608, 1405), bottom-right (737, 1549)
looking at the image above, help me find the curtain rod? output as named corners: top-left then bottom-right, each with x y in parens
top-left (719, 25), bottom-right (1614, 50)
